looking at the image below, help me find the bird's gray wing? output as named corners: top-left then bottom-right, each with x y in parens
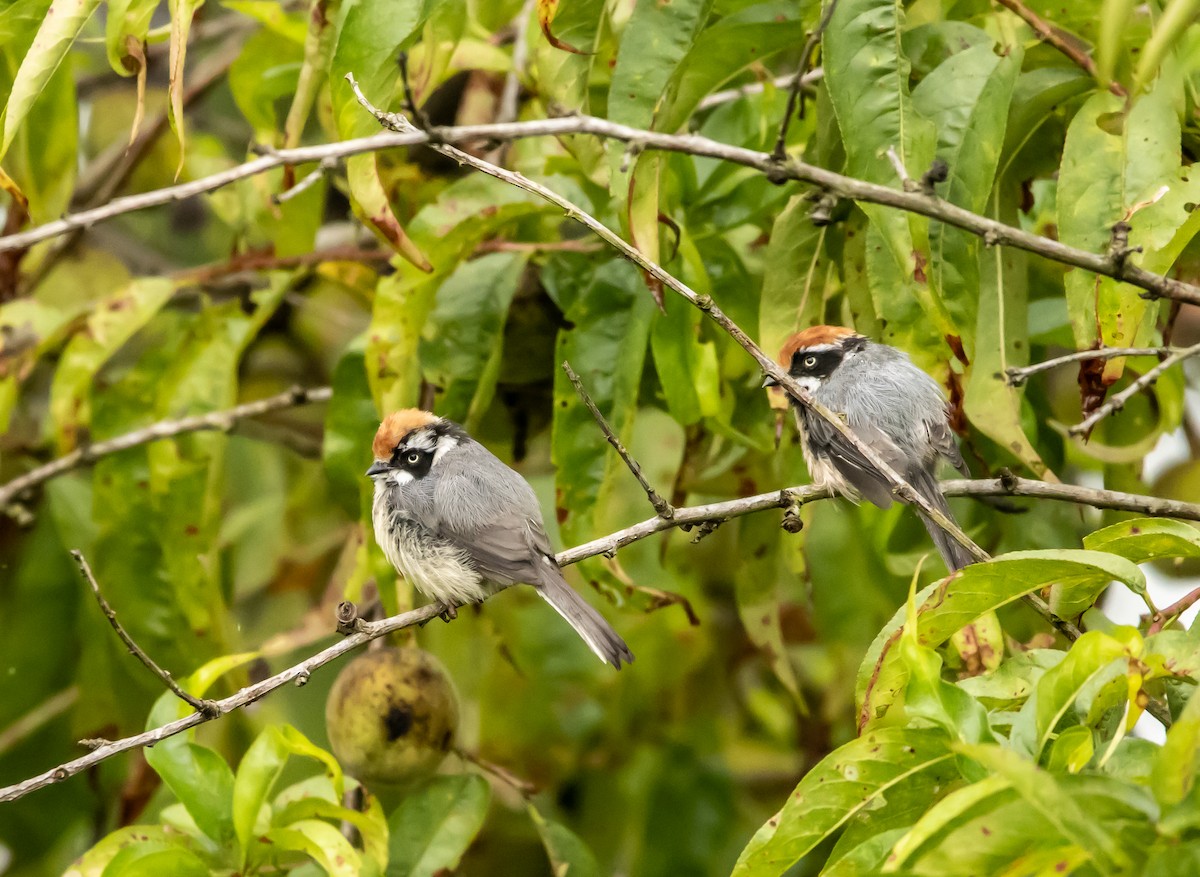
top-left (801, 410), bottom-right (906, 508)
top-left (430, 455), bottom-right (554, 586)
top-left (929, 416), bottom-right (969, 476)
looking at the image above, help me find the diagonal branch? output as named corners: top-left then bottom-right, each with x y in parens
top-left (0, 385), bottom-right (331, 513)
top-left (1069, 341), bottom-right (1200, 437)
top-left (562, 361), bottom-right (674, 520)
top-left (2, 472), bottom-right (1193, 802)
top-left (73, 551), bottom-right (218, 717)
top-left (3, 116), bottom-right (1199, 307)
top-left (994, 0), bottom-right (1126, 97)
top-left (1006, 347), bottom-right (1178, 386)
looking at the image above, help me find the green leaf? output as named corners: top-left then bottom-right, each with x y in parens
top-left (1083, 517), bottom-right (1200, 564)
top-left (757, 195), bottom-right (831, 376)
top-left (883, 774), bottom-right (1011, 872)
top-left (956, 744), bottom-right (1133, 874)
top-left (858, 551), bottom-right (1144, 729)
top-left (912, 40), bottom-right (1022, 352)
top-left (49, 278), bottom-right (174, 453)
top-left (1058, 79), bottom-right (1181, 375)
top-left (233, 724), bottom-right (345, 856)
top-left (1151, 683), bottom-right (1200, 808)
top-left (1013, 628), bottom-right (1142, 759)
top-left (274, 790), bottom-right (390, 872)
top-left (823, 0), bottom-right (947, 361)
top-left (260, 821), bottom-right (362, 877)
top-left (323, 336), bottom-right (380, 516)
top-left (550, 257), bottom-right (657, 547)
top-left (900, 627), bottom-right (995, 746)
top-left (100, 844), bottom-right (212, 877)
top-left (734, 514), bottom-right (806, 712)
top-left (657, 0), bottom-right (807, 133)
top-left (63, 826), bottom-right (188, 877)
top-left (1132, 0), bottom-right (1200, 93)
top-left (227, 26), bottom-right (304, 140)
top-left (419, 251), bottom-right (529, 428)
top-left (528, 803), bottom-right (600, 877)
top-left (366, 175), bottom-right (545, 411)
top-left (282, 0), bottom-right (343, 149)
top-left (143, 735), bottom-right (236, 847)
top-left (0, 0), bottom-right (98, 160)
top-left (731, 728), bottom-right (957, 877)
top-left (956, 649), bottom-right (1064, 709)
top-left (386, 774), bottom-right (491, 877)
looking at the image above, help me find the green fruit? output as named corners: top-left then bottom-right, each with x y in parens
top-left (325, 647), bottom-right (460, 784)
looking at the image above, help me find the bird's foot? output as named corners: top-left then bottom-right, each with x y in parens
top-left (438, 602), bottom-right (458, 622)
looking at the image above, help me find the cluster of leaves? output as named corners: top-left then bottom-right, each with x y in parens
top-left (0, 0), bottom-right (1199, 875)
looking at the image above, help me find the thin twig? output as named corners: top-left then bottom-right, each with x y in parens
top-left (562, 361), bottom-right (674, 520)
top-left (1006, 347), bottom-right (1179, 386)
top-left (456, 748), bottom-right (538, 797)
top-left (772, 0), bottom-right (839, 160)
top-left (3, 473), bottom-right (1194, 802)
top-left (496, 0), bottom-right (537, 125)
top-left (697, 69), bottom-right (823, 113)
top-left (1148, 585), bottom-right (1200, 635)
top-left (1069, 341), bottom-right (1200, 436)
top-left (73, 551), bottom-right (218, 717)
top-left (0, 386), bottom-right (331, 512)
top-left (273, 157), bottom-right (338, 205)
top-left (3, 115), bottom-right (1200, 307)
top-left (994, 0), bottom-right (1126, 97)
top-left (171, 247), bottom-right (390, 285)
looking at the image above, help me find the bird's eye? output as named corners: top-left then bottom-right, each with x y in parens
top-left (803, 355), bottom-right (818, 368)
top-left (406, 452), bottom-right (421, 465)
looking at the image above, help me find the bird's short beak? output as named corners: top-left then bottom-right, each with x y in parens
top-left (365, 460), bottom-right (389, 478)
top-left (762, 374), bottom-right (780, 389)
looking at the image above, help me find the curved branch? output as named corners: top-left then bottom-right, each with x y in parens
top-left (4, 116), bottom-right (1199, 307)
top-left (1, 473), bottom-right (1195, 802)
top-left (1069, 341), bottom-right (1200, 436)
top-left (0, 386), bottom-right (332, 512)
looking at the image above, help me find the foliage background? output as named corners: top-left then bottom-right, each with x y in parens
top-left (1, 0), bottom-right (1199, 874)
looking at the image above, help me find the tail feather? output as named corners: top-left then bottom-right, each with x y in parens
top-left (534, 561), bottom-right (634, 669)
top-left (910, 469), bottom-right (975, 573)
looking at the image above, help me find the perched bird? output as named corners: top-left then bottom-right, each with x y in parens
top-left (366, 409), bottom-right (633, 668)
top-left (763, 326), bottom-right (973, 571)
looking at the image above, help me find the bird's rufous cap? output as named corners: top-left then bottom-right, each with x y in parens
top-left (777, 325), bottom-right (862, 365)
top-left (372, 409), bottom-right (441, 459)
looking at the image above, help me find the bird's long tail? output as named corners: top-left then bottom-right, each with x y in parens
top-left (534, 562), bottom-right (634, 669)
top-left (910, 469), bottom-right (976, 573)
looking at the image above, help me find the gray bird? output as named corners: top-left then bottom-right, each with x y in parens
top-left (367, 409), bottom-right (633, 668)
top-left (764, 325), bottom-right (973, 572)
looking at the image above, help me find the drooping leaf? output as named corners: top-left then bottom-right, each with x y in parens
top-left (0, 0), bottom-right (98, 160)
top-left (1083, 517), bottom-right (1200, 564)
top-left (528, 803), bottom-right (601, 877)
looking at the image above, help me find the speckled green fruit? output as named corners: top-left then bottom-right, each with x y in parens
top-left (325, 647), bottom-right (460, 784)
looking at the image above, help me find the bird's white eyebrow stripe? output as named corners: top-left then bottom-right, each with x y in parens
top-left (794, 344), bottom-right (841, 354)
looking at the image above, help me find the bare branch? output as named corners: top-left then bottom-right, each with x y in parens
top-left (0, 386), bottom-right (331, 513)
top-left (73, 551), bottom-right (218, 717)
top-left (1006, 347), bottom-right (1179, 386)
top-left (172, 247), bottom-right (390, 285)
top-left (4, 115), bottom-right (1200, 307)
top-left (1148, 585), bottom-right (1200, 635)
top-left (562, 361), bottom-right (674, 520)
top-left (272, 157), bottom-right (339, 205)
top-left (496, 0), bottom-right (536, 126)
top-left (994, 0), bottom-right (1126, 97)
top-left (1069, 341), bottom-right (1200, 436)
top-left (1, 473), bottom-right (1193, 802)
top-left (697, 69), bottom-right (823, 113)
top-left (771, 0), bottom-right (839, 160)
